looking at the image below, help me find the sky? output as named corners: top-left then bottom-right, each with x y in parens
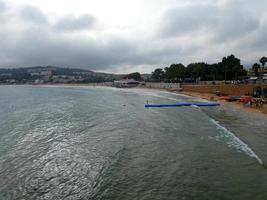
top-left (0, 0), bottom-right (266, 73)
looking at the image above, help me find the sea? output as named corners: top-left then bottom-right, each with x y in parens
top-left (0, 85), bottom-right (267, 200)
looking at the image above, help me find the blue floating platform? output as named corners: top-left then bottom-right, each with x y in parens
top-left (145, 102), bottom-right (220, 108)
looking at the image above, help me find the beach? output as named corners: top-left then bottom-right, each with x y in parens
top-left (180, 91), bottom-right (267, 115)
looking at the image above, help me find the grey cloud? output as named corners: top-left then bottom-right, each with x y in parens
top-left (19, 5), bottom-right (48, 24)
top-left (249, 19), bottom-right (267, 51)
top-left (161, 4), bottom-right (218, 37)
top-left (215, 7), bottom-right (259, 41)
top-left (0, 26), bottom-right (185, 71)
top-left (54, 15), bottom-right (95, 31)
top-left (0, 1), bottom-right (6, 11)
top-left (0, 0), bottom-right (266, 73)
top-left (1, 30), bottom-right (137, 70)
top-left (160, 2), bottom-right (260, 41)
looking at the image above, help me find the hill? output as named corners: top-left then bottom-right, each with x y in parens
top-left (0, 66), bottom-right (126, 84)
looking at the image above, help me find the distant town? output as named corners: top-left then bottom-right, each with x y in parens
top-left (0, 66), bottom-right (149, 84)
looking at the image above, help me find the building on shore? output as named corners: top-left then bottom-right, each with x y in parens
top-left (145, 82), bottom-right (181, 91)
top-left (247, 67), bottom-right (267, 84)
top-left (113, 79), bottom-right (140, 88)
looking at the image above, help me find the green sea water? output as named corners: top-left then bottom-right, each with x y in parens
top-left (0, 85), bottom-right (267, 200)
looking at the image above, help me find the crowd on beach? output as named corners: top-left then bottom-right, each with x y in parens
top-left (211, 94), bottom-right (264, 106)
top-left (177, 85), bottom-right (267, 115)
top-left (208, 87), bottom-right (267, 114)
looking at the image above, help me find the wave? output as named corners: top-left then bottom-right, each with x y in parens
top-left (210, 118), bottom-right (263, 165)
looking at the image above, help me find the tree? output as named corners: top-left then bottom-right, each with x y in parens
top-left (222, 65), bottom-right (229, 82)
top-left (218, 54), bottom-right (243, 80)
top-left (233, 65), bottom-right (242, 80)
top-left (252, 63), bottom-right (261, 75)
top-left (149, 54), bottom-right (248, 82)
top-left (210, 64), bottom-right (219, 80)
top-left (190, 63), bottom-right (207, 80)
top-left (152, 68), bottom-right (165, 82)
top-left (259, 57), bottom-right (267, 67)
top-left (125, 72), bottom-right (142, 81)
top-left (165, 64), bottom-right (185, 82)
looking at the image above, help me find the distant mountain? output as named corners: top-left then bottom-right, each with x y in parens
top-left (0, 66), bottom-right (150, 84)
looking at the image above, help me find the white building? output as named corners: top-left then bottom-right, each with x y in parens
top-left (113, 79), bottom-right (140, 88)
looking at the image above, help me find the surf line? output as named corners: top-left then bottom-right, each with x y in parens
top-left (210, 118), bottom-right (264, 166)
top-left (145, 102), bottom-right (220, 108)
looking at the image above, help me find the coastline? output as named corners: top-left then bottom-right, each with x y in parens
top-left (3, 83), bottom-right (267, 117)
top-left (137, 85), bottom-right (267, 117)
top-left (179, 91), bottom-right (267, 116)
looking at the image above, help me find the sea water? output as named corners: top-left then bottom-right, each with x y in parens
top-left (0, 85), bottom-right (267, 200)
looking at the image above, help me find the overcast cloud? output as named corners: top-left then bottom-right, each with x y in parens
top-left (54, 14), bottom-right (95, 31)
top-left (0, 0), bottom-right (266, 73)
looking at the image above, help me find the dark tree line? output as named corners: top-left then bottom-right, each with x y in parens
top-left (152, 55), bottom-right (248, 82)
top-left (124, 72), bottom-right (142, 81)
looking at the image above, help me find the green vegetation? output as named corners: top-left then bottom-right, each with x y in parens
top-left (252, 63), bottom-right (261, 75)
top-left (0, 66), bottom-right (144, 84)
top-left (259, 57), bottom-right (267, 68)
top-left (151, 68), bottom-right (165, 82)
top-left (152, 54), bottom-right (247, 82)
top-left (1, 55), bottom-right (266, 84)
top-left (0, 66), bottom-right (119, 84)
top-left (124, 72), bottom-right (142, 81)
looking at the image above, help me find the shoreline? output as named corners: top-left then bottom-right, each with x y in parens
top-left (179, 91), bottom-right (267, 116)
top-left (137, 85), bottom-right (267, 117)
top-left (2, 83), bottom-right (267, 117)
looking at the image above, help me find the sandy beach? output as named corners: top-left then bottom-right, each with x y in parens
top-left (179, 91), bottom-right (267, 116)
top-left (136, 85), bottom-right (267, 116)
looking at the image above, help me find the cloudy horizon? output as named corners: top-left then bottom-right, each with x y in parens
top-left (0, 0), bottom-right (266, 73)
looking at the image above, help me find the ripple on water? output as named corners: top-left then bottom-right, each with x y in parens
top-left (1, 86), bottom-right (267, 200)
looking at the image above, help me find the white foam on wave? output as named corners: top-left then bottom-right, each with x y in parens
top-left (147, 93), bottom-right (210, 103)
top-left (190, 105), bottom-right (201, 109)
top-left (123, 89), bottom-right (178, 101)
top-left (142, 90), bottom-right (209, 102)
top-left (210, 118), bottom-right (263, 165)
top-left (145, 93), bottom-right (178, 101)
top-left (130, 89), bottom-right (193, 102)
